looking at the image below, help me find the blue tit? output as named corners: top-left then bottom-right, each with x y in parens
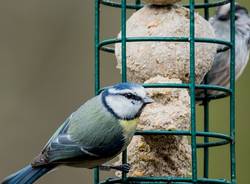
top-left (197, 3), bottom-right (250, 98)
top-left (2, 82), bottom-right (153, 184)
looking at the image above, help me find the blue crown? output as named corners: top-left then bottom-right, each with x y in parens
top-left (112, 82), bottom-right (142, 90)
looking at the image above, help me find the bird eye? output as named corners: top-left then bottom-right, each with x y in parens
top-left (125, 93), bottom-right (133, 99)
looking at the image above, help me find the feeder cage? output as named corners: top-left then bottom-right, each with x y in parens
top-left (94, 0), bottom-right (236, 183)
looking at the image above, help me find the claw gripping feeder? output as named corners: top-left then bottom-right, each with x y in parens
top-left (94, 0), bottom-right (236, 183)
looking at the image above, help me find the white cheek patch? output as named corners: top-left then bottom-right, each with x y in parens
top-left (105, 95), bottom-right (142, 119)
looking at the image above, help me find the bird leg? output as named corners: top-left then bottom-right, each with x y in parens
top-left (99, 163), bottom-right (131, 173)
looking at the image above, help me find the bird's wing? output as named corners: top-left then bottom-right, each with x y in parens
top-left (206, 50), bottom-right (230, 86)
top-left (31, 117), bottom-right (87, 166)
top-left (32, 133), bottom-right (100, 166)
top-left (32, 96), bottom-right (125, 166)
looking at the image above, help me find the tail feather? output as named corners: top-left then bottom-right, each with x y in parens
top-left (2, 165), bottom-right (55, 184)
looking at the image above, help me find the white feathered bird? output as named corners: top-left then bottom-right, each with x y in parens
top-left (197, 3), bottom-right (250, 98)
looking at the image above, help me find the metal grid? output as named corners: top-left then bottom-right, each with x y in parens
top-left (94, 0), bottom-right (236, 183)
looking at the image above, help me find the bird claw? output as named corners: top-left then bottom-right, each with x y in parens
top-left (99, 163), bottom-right (131, 173)
top-left (112, 163), bottom-right (131, 173)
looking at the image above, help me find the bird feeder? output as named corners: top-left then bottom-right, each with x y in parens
top-left (94, 0), bottom-right (237, 184)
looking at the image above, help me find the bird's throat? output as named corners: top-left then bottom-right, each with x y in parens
top-left (120, 118), bottom-right (139, 140)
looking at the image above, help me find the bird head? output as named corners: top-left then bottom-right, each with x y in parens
top-left (215, 3), bottom-right (248, 21)
top-left (101, 83), bottom-right (154, 120)
top-left (210, 3), bottom-right (250, 38)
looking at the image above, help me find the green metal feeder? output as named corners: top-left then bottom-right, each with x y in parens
top-left (94, 0), bottom-right (236, 183)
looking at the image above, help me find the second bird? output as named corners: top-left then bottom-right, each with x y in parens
top-left (197, 3), bottom-right (250, 98)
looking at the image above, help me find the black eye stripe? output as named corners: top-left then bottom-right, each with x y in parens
top-left (122, 93), bottom-right (142, 101)
top-left (218, 14), bottom-right (230, 21)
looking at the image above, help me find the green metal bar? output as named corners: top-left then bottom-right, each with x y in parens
top-left (93, 166), bottom-right (100, 184)
top-left (121, 0), bottom-right (127, 82)
top-left (100, 83), bottom-right (231, 92)
top-left (99, 36), bottom-right (232, 55)
top-left (204, 0), bottom-right (209, 19)
top-left (135, 0), bottom-right (141, 10)
top-left (135, 130), bottom-right (232, 141)
top-left (121, 0), bottom-right (127, 182)
top-left (197, 140), bottom-right (230, 148)
top-left (101, 0), bottom-right (141, 9)
top-left (127, 177), bottom-right (230, 183)
top-left (203, 0), bottom-right (210, 179)
top-left (144, 83), bottom-right (231, 93)
top-left (229, 1), bottom-right (236, 184)
top-left (144, 83), bottom-right (190, 89)
top-left (203, 100), bottom-right (210, 177)
top-left (122, 150), bottom-right (127, 181)
top-left (100, 0), bottom-right (230, 9)
top-left (95, 0), bottom-right (100, 94)
top-left (189, 0), bottom-right (197, 182)
top-left (99, 83), bottom-right (232, 101)
top-left (139, 130), bottom-right (231, 148)
top-left (100, 177), bottom-right (231, 184)
top-left (98, 37), bottom-right (232, 49)
top-left (94, 0), bottom-right (100, 183)
top-left (135, 0), bottom-right (141, 4)
top-left (100, 46), bottom-right (114, 53)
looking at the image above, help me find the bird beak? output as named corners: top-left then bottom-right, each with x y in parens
top-left (143, 96), bottom-right (154, 104)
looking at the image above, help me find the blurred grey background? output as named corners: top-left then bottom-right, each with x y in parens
top-left (0, 0), bottom-right (249, 183)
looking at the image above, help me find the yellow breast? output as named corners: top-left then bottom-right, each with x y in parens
top-left (119, 118), bottom-right (139, 140)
